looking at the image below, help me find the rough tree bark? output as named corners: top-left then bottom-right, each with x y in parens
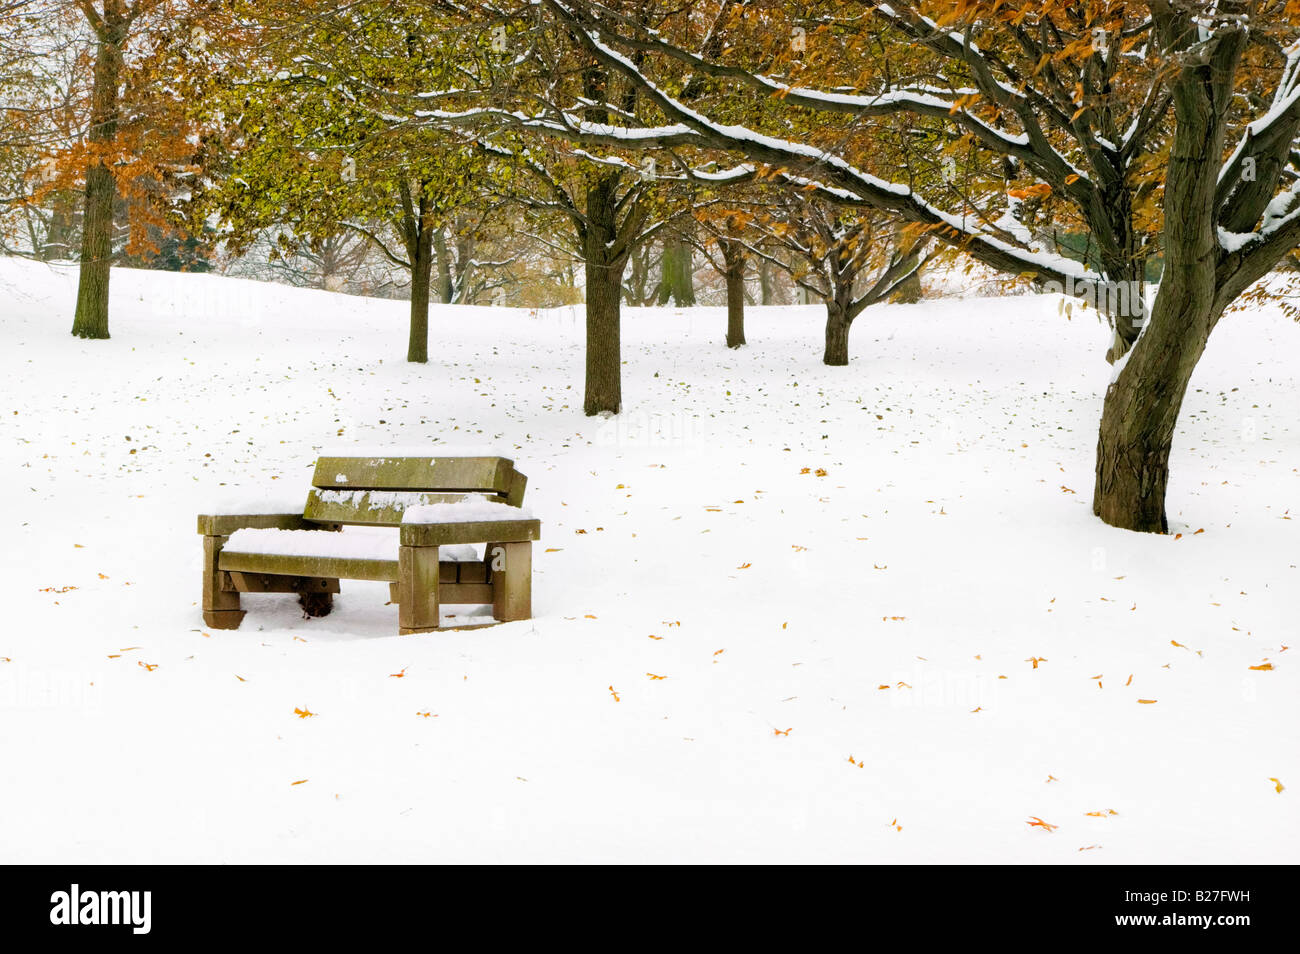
top-left (1092, 21), bottom-right (1246, 532)
top-left (399, 181), bottom-right (434, 363)
top-left (71, 8), bottom-right (127, 340)
top-left (582, 173), bottom-right (631, 415)
top-left (822, 287), bottom-right (853, 366)
top-left (720, 236), bottom-right (746, 348)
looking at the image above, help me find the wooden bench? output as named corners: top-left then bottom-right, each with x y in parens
top-left (197, 455), bottom-right (541, 634)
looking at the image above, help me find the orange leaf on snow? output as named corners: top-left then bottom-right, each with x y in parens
top-left (1137, 699), bottom-right (1157, 704)
top-left (1026, 816), bottom-right (1059, 831)
top-left (294, 707), bottom-right (317, 718)
top-left (1269, 777), bottom-right (1285, 794)
top-left (389, 668), bottom-right (408, 678)
top-left (1025, 657), bottom-right (1047, 669)
top-left (608, 686), bottom-right (620, 702)
top-left (773, 727), bottom-right (792, 736)
top-left (1249, 662), bottom-right (1274, 671)
top-left (646, 673), bottom-right (666, 681)
top-left (290, 779), bottom-right (308, 786)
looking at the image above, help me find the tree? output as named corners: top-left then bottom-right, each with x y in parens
top-left (746, 197), bottom-right (931, 364)
top-left (533, 0), bottom-right (1300, 533)
top-left (198, 0), bottom-right (497, 362)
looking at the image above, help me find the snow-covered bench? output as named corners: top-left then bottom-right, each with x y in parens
top-left (196, 455), bottom-right (540, 634)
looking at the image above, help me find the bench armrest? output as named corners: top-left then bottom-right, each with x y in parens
top-left (197, 513), bottom-right (319, 535)
top-left (400, 518), bottom-right (541, 548)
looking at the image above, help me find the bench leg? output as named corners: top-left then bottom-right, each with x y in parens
top-left (202, 534), bottom-right (244, 629)
top-left (490, 541), bottom-right (532, 622)
top-left (398, 544), bottom-right (440, 634)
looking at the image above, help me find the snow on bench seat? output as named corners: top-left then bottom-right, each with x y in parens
top-left (403, 500), bottom-right (535, 523)
top-left (224, 528), bottom-right (477, 562)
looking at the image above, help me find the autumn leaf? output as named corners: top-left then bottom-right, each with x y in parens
top-left (417, 711), bottom-right (436, 718)
top-left (1026, 816), bottom-right (1059, 831)
top-left (1137, 699), bottom-right (1157, 704)
top-left (1269, 777), bottom-right (1284, 794)
top-left (773, 727), bottom-right (792, 736)
top-left (389, 668), bottom-right (407, 678)
top-left (294, 707), bottom-right (317, 718)
top-left (646, 673), bottom-right (666, 681)
top-left (137, 662), bottom-right (157, 672)
top-left (608, 686), bottom-right (620, 702)
top-left (1085, 809), bottom-right (1119, 817)
top-left (1249, 662), bottom-right (1274, 671)
top-left (290, 779), bottom-right (308, 786)
top-left (1025, 656), bottom-right (1047, 669)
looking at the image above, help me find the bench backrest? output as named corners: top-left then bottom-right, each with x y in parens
top-left (304, 456), bottom-right (527, 526)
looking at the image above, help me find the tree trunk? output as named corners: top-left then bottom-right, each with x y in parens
top-left (759, 257), bottom-right (775, 305)
top-left (44, 192), bottom-right (77, 261)
top-left (721, 238), bottom-right (746, 348)
top-left (658, 232), bottom-right (696, 306)
top-left (893, 266), bottom-right (922, 304)
top-left (823, 298), bottom-right (851, 366)
top-left (1092, 32), bottom-right (1240, 532)
top-left (72, 22), bottom-right (124, 340)
top-left (582, 174), bottom-right (631, 415)
top-left (584, 262), bottom-right (623, 414)
top-left (407, 222), bottom-right (433, 363)
top-left (433, 225), bottom-right (453, 304)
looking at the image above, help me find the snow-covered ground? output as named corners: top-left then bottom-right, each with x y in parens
top-left (1, 256), bottom-right (1295, 863)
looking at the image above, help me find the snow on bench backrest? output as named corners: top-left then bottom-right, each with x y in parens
top-left (303, 455), bottom-right (527, 526)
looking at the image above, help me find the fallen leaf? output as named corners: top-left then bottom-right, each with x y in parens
top-left (294, 707), bottom-right (317, 718)
top-left (1137, 699), bottom-right (1157, 704)
top-left (773, 727), bottom-right (791, 736)
top-left (646, 673), bottom-right (666, 680)
top-left (608, 686), bottom-right (620, 702)
top-left (1269, 777), bottom-right (1284, 794)
top-left (290, 779), bottom-right (308, 786)
top-left (1249, 662), bottom-right (1274, 671)
top-left (1026, 816), bottom-right (1058, 831)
